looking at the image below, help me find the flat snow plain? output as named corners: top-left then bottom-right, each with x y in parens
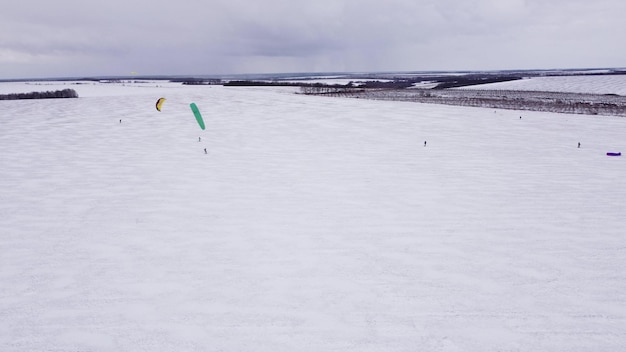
top-left (1, 79), bottom-right (626, 351)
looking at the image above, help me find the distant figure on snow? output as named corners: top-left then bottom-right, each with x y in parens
top-left (578, 142), bottom-right (581, 148)
top-left (204, 148), bottom-right (207, 154)
top-left (119, 119), bottom-right (122, 123)
top-left (424, 141), bottom-right (427, 147)
top-left (519, 116), bottom-right (522, 119)
top-left (199, 137), bottom-right (201, 142)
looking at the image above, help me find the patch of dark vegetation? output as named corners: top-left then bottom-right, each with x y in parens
top-left (0, 88), bottom-right (79, 100)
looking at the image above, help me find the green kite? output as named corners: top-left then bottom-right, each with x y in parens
top-left (189, 103), bottom-right (206, 130)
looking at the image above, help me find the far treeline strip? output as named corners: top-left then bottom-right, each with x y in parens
top-left (0, 89), bottom-right (79, 100)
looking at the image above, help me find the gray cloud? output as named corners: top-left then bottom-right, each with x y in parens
top-left (1, 0), bottom-right (624, 78)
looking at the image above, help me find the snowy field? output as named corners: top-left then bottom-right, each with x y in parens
top-left (1, 80), bottom-right (626, 351)
top-left (461, 74), bottom-right (626, 95)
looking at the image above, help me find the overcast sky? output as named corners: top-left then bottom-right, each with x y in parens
top-left (1, 0), bottom-right (624, 78)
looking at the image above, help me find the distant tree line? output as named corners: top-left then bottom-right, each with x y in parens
top-left (335, 89), bottom-right (626, 117)
top-left (0, 89), bottom-right (79, 100)
top-left (223, 80), bottom-right (302, 87)
top-left (200, 75), bottom-right (522, 91)
top-left (299, 76), bottom-right (524, 95)
top-left (177, 78), bottom-right (222, 85)
top-left (300, 80), bottom-right (416, 95)
top-left (300, 84), bottom-right (365, 95)
top-left (432, 76), bottom-right (522, 89)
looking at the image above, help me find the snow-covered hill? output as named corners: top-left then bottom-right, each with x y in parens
top-left (459, 74), bottom-right (626, 95)
top-left (1, 81), bottom-right (626, 352)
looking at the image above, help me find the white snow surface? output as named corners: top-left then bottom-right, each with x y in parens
top-left (2, 81), bottom-right (626, 351)
top-left (459, 74), bottom-right (626, 95)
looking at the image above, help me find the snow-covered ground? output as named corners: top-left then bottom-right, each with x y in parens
top-left (1, 80), bottom-right (626, 351)
top-left (460, 74), bottom-right (626, 95)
